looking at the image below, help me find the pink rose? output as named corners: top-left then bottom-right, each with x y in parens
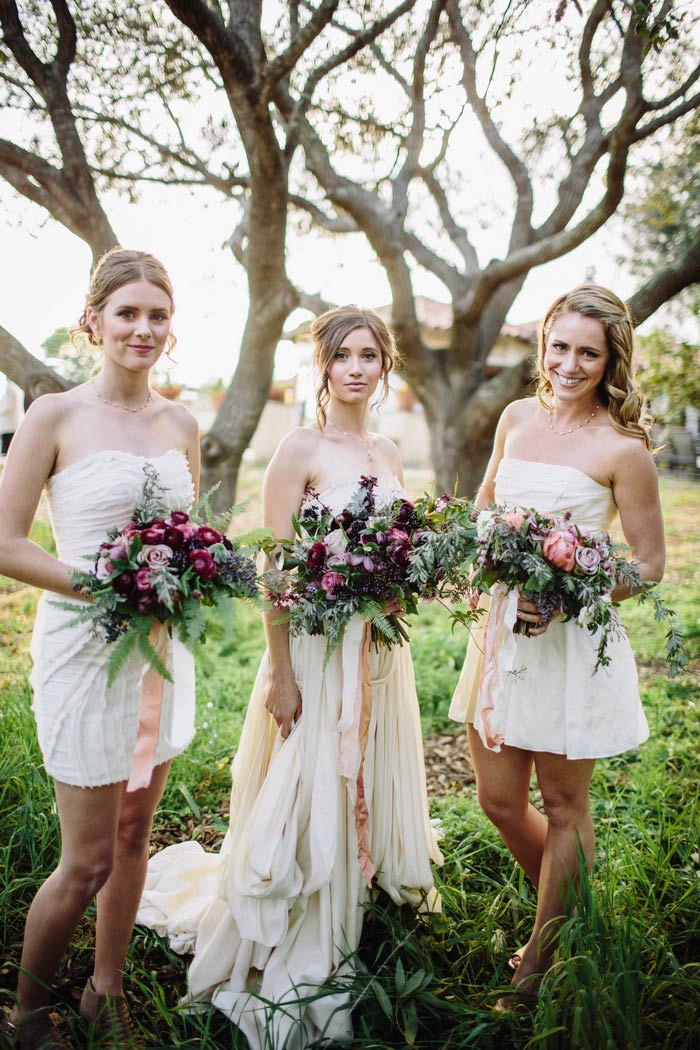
top-left (325, 529), bottom-right (347, 557)
top-left (574, 545), bottom-right (602, 575)
top-left (320, 570), bottom-right (344, 595)
top-left (189, 547), bottom-right (217, 581)
top-left (502, 510), bottom-right (525, 530)
top-left (138, 543), bottom-right (173, 568)
top-left (542, 530), bottom-right (578, 571)
top-left (95, 556), bottom-right (114, 581)
top-left (196, 524), bottom-right (223, 547)
top-left (107, 541), bottom-right (128, 562)
top-left (387, 527), bottom-right (410, 543)
top-left (135, 567), bottom-right (153, 591)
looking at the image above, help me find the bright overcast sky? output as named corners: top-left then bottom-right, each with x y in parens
top-left (0, 183), bottom-right (628, 389)
top-left (0, 0), bottom-right (658, 390)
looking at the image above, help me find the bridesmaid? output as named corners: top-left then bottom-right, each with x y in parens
top-left (450, 284), bottom-right (665, 1007)
top-left (137, 306), bottom-right (442, 1050)
top-left (0, 249), bottom-right (199, 1049)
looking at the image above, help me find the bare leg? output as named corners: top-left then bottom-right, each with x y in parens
top-left (12, 781), bottom-right (122, 1021)
top-left (92, 760), bottom-right (172, 995)
top-left (512, 752), bottom-right (596, 991)
top-left (467, 725), bottom-right (547, 887)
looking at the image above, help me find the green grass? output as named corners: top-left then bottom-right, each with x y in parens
top-left (1, 473), bottom-right (698, 1048)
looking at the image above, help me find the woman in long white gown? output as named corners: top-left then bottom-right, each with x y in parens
top-left (449, 285), bottom-right (665, 1006)
top-left (0, 249), bottom-right (200, 1049)
top-left (138, 306), bottom-right (442, 1049)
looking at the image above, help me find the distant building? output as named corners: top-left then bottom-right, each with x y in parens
top-left (372, 296), bottom-right (538, 377)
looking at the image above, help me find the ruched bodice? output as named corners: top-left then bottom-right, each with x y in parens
top-left (31, 448), bottom-right (196, 787)
top-left (301, 473), bottom-right (405, 518)
top-left (495, 459), bottom-right (615, 531)
top-left (47, 448), bottom-right (195, 569)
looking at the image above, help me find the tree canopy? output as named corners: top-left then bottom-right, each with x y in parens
top-left (1, 0), bottom-right (699, 498)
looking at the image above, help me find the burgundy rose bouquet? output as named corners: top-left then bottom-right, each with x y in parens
top-left (265, 476), bottom-right (477, 653)
top-left (472, 504), bottom-right (686, 673)
top-left (59, 464), bottom-right (259, 683)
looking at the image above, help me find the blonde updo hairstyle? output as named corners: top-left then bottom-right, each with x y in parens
top-left (310, 305), bottom-right (399, 428)
top-left (71, 247), bottom-right (176, 352)
top-left (535, 283), bottom-right (652, 450)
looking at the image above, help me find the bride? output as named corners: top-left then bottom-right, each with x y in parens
top-left (138, 305), bottom-right (442, 1049)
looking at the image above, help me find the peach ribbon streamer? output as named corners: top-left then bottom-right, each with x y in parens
top-left (126, 623), bottom-right (170, 793)
top-left (338, 618), bottom-right (376, 887)
top-left (477, 583), bottom-right (517, 751)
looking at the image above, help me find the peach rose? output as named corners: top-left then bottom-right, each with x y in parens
top-left (502, 509), bottom-right (525, 530)
top-left (542, 529), bottom-right (578, 571)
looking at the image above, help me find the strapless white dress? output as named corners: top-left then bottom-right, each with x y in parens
top-left (449, 459), bottom-right (649, 759)
top-left (136, 474), bottom-right (443, 1050)
top-left (30, 448), bottom-right (196, 787)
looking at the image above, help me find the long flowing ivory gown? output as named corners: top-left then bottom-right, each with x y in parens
top-left (449, 459), bottom-right (649, 757)
top-left (137, 474), bottom-right (443, 1049)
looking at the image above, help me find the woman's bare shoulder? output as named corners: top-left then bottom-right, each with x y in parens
top-left (20, 387), bottom-right (84, 429)
top-left (505, 397), bottom-right (538, 422)
top-left (609, 428), bottom-right (657, 477)
top-left (277, 425), bottom-right (322, 455)
top-left (158, 397), bottom-right (198, 437)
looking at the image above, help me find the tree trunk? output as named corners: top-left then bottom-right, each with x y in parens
top-left (0, 326), bottom-right (70, 401)
top-left (199, 283), bottom-right (297, 511)
top-left (423, 356), bottom-right (533, 494)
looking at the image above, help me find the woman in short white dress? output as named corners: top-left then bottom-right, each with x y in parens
top-left (449, 284), bottom-right (665, 1006)
top-left (0, 249), bottom-right (200, 1049)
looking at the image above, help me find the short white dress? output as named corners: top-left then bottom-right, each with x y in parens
top-left (30, 448), bottom-right (196, 787)
top-left (449, 459), bottom-right (649, 759)
top-left (137, 474), bottom-right (443, 1050)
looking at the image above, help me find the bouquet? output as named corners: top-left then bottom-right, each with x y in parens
top-left (58, 464), bottom-right (259, 683)
top-left (471, 503), bottom-right (687, 674)
top-left (265, 476), bottom-right (478, 654)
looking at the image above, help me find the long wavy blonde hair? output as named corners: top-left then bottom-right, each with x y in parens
top-left (71, 247), bottom-right (176, 352)
top-left (535, 284), bottom-right (653, 449)
top-left (310, 305), bottom-right (399, 427)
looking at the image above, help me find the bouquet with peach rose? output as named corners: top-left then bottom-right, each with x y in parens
top-left (472, 504), bottom-right (686, 674)
top-left (55, 464), bottom-right (260, 683)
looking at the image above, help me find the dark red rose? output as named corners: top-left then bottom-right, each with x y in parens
top-left (169, 510), bottom-right (190, 525)
top-left (196, 524), bottom-right (224, 547)
top-left (189, 548), bottom-right (217, 581)
top-left (163, 525), bottom-right (185, 549)
top-left (388, 538), bottom-right (412, 568)
top-left (141, 525), bottom-right (166, 544)
top-left (135, 567), bottom-right (153, 591)
top-left (113, 571), bottom-right (136, 598)
top-left (306, 541), bottom-right (328, 572)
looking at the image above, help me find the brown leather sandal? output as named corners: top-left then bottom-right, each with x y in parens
top-left (79, 979), bottom-right (140, 1048)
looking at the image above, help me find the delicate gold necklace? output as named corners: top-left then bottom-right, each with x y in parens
top-left (548, 403), bottom-right (600, 436)
top-left (326, 418), bottom-right (376, 461)
top-left (92, 379), bottom-right (153, 413)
